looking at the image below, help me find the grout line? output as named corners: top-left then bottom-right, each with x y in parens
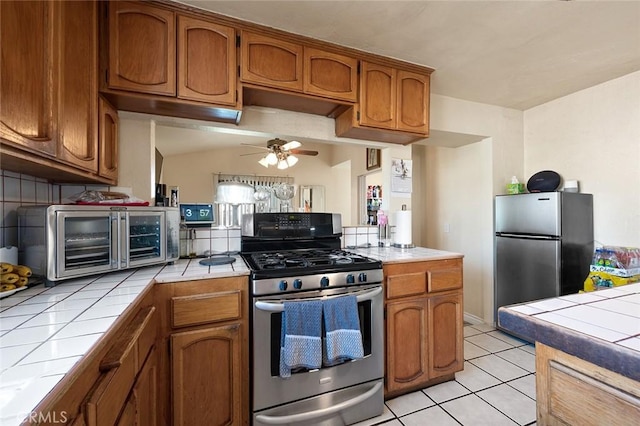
top-left (381, 327), bottom-right (538, 425)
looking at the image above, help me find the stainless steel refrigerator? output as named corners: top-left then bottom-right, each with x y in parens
top-left (494, 192), bottom-right (594, 322)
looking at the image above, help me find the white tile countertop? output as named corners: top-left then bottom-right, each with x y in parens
top-left (0, 247), bottom-right (458, 424)
top-left (497, 282), bottom-right (640, 381)
top-left (353, 246), bottom-right (464, 263)
top-left (0, 257), bottom-right (249, 426)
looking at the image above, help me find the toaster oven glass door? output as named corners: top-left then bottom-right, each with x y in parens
top-left (125, 211), bottom-right (166, 268)
top-left (56, 211), bottom-right (119, 279)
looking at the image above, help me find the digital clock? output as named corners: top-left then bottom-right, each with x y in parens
top-left (179, 203), bottom-right (214, 225)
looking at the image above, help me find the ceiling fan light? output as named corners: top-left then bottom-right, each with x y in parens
top-left (282, 140), bottom-right (301, 150)
top-left (266, 152), bottom-right (278, 165)
top-left (286, 154), bottom-right (298, 166)
top-left (258, 157), bottom-right (270, 167)
top-left (277, 159), bottom-right (288, 170)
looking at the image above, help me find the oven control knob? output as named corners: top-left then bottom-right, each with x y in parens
top-left (278, 280), bottom-right (288, 291)
top-left (293, 279), bottom-right (303, 290)
top-left (320, 276), bottom-right (330, 287)
top-left (358, 272), bottom-right (367, 283)
top-left (346, 274), bottom-right (355, 284)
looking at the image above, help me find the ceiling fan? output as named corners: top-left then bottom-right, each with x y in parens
top-left (241, 138), bottom-right (318, 169)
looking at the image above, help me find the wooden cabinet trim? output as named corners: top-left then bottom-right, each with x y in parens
top-left (108, 1), bottom-right (176, 95)
top-left (386, 271), bottom-right (427, 299)
top-left (240, 31), bottom-right (303, 91)
top-left (98, 96), bottom-right (118, 182)
top-left (537, 342), bottom-right (640, 425)
top-left (85, 345), bottom-right (137, 426)
top-left (427, 267), bottom-right (463, 293)
top-left (385, 299), bottom-right (429, 394)
top-left (427, 291), bottom-right (463, 377)
top-left (171, 324), bottom-right (243, 426)
top-left (303, 47), bottom-right (358, 102)
top-left (171, 289), bottom-right (241, 328)
top-left (100, 305), bottom-right (156, 372)
top-left (177, 15), bottom-right (237, 105)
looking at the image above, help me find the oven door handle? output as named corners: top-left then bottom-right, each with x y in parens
top-left (254, 287), bottom-right (382, 312)
top-left (254, 381), bottom-right (382, 424)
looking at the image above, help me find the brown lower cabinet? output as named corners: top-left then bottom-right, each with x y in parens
top-left (536, 342), bottom-right (640, 425)
top-left (384, 258), bottom-right (464, 398)
top-left (25, 258), bottom-right (462, 424)
top-left (155, 277), bottom-right (249, 426)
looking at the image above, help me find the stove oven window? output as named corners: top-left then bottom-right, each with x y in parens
top-left (268, 299), bottom-right (372, 376)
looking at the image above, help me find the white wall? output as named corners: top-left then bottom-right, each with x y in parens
top-left (118, 118), bottom-right (156, 202)
top-left (524, 70), bottom-right (640, 247)
top-left (423, 94), bottom-right (525, 323)
top-left (160, 141), bottom-right (353, 220)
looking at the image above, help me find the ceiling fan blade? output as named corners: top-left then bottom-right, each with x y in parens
top-left (290, 149), bottom-right (318, 156)
top-left (282, 140), bottom-right (301, 150)
top-left (240, 143), bottom-right (270, 151)
top-left (239, 152), bottom-right (265, 156)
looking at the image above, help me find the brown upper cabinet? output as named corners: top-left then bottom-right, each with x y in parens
top-left (104, 1), bottom-right (239, 122)
top-left (0, 0), bottom-right (57, 157)
top-left (240, 31), bottom-right (358, 104)
top-left (177, 15), bottom-right (237, 106)
top-left (1, 0), bottom-right (116, 184)
top-left (304, 47), bottom-right (358, 102)
top-left (108, 1), bottom-right (176, 96)
top-left (336, 62), bottom-right (430, 144)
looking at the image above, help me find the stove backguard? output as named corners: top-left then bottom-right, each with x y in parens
top-left (241, 212), bottom-right (342, 253)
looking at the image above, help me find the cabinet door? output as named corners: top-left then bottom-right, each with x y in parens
top-left (98, 97), bottom-right (118, 181)
top-left (177, 16), bottom-right (236, 105)
top-left (303, 48), bottom-right (357, 102)
top-left (0, 0), bottom-right (56, 156)
top-left (171, 325), bottom-right (242, 426)
top-left (359, 62), bottom-right (396, 130)
top-left (396, 70), bottom-right (429, 134)
top-left (385, 299), bottom-right (429, 394)
top-left (428, 291), bottom-right (463, 379)
top-left (133, 347), bottom-right (158, 426)
top-left (240, 32), bottom-right (303, 91)
top-left (108, 2), bottom-right (176, 96)
top-left (56, 0), bottom-right (98, 172)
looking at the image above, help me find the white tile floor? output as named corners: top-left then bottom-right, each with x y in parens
top-left (354, 323), bottom-right (537, 426)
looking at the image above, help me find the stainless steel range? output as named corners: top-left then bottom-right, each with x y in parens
top-left (241, 213), bottom-right (384, 426)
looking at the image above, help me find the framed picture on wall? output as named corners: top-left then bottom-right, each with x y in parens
top-left (366, 148), bottom-right (381, 171)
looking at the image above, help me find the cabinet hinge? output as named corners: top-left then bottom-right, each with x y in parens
top-left (236, 35), bottom-right (241, 48)
top-left (357, 62), bottom-right (360, 74)
top-left (357, 111), bottom-right (360, 121)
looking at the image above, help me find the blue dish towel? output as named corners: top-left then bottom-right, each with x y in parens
top-left (279, 300), bottom-right (323, 378)
top-left (323, 295), bottom-right (364, 366)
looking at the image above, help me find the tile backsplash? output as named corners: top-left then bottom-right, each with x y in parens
top-left (0, 169), bottom-right (111, 248)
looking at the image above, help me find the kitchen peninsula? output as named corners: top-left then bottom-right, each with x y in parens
top-left (497, 284), bottom-right (640, 425)
top-left (0, 246), bottom-right (463, 425)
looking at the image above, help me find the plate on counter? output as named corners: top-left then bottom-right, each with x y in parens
top-left (0, 285), bottom-right (28, 299)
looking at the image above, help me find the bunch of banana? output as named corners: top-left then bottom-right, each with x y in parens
top-left (0, 263), bottom-right (32, 292)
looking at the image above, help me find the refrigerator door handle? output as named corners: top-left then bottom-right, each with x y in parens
top-left (496, 233), bottom-right (558, 240)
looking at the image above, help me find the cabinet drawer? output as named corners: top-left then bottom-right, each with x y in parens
top-left (172, 290), bottom-right (241, 328)
top-left (428, 267), bottom-right (462, 292)
top-left (386, 272), bottom-right (426, 299)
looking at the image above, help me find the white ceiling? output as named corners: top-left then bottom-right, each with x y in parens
top-left (156, 0), bottom-right (640, 156)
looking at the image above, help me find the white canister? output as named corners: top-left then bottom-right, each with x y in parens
top-left (0, 246), bottom-right (18, 265)
top-left (564, 180), bottom-right (579, 193)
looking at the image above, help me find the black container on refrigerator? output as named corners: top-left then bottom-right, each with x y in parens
top-left (494, 192), bottom-right (594, 324)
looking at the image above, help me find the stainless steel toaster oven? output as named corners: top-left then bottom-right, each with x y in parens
top-left (17, 205), bottom-right (180, 286)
